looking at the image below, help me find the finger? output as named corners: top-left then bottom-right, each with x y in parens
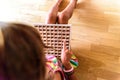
top-left (65, 49), bottom-right (69, 54)
top-left (70, 51), bottom-right (73, 54)
top-left (62, 40), bottom-right (67, 51)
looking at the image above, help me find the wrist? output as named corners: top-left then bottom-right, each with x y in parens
top-left (63, 66), bottom-right (74, 76)
top-left (63, 63), bottom-right (72, 70)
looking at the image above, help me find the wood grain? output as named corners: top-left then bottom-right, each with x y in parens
top-left (0, 0), bottom-right (120, 80)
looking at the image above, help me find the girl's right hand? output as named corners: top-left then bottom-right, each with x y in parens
top-left (61, 41), bottom-right (72, 70)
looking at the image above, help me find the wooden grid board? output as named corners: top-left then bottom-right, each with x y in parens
top-left (34, 24), bottom-right (71, 57)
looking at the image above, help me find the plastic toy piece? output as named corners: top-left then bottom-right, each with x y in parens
top-left (34, 24), bottom-right (71, 57)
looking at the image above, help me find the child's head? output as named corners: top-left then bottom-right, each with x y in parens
top-left (0, 22), bottom-right (46, 80)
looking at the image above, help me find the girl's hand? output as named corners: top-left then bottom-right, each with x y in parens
top-left (61, 41), bottom-right (72, 70)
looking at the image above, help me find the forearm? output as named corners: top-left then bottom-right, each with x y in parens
top-left (63, 63), bottom-right (78, 80)
top-left (53, 72), bottom-right (62, 80)
top-left (68, 73), bottom-right (78, 80)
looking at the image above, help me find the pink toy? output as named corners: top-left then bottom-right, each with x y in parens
top-left (34, 24), bottom-right (71, 57)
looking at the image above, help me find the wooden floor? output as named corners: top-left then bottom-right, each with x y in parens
top-left (1, 0), bottom-right (120, 80)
